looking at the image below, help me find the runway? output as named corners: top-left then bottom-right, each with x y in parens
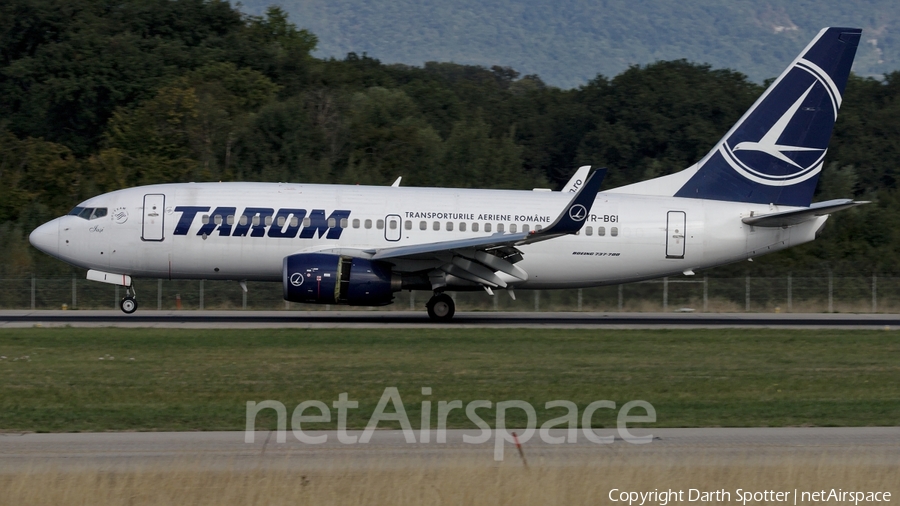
top-left (1, 428), bottom-right (898, 472)
top-left (2, 310), bottom-right (900, 328)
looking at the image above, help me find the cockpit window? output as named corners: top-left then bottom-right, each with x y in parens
top-left (68, 207), bottom-right (108, 220)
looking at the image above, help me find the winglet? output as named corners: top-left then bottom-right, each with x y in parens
top-left (532, 167), bottom-right (606, 237)
top-left (561, 166), bottom-right (592, 193)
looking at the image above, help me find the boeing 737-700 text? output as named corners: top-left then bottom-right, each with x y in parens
top-left (30, 27), bottom-right (866, 320)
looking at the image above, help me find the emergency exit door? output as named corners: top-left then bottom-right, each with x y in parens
top-left (384, 214), bottom-right (402, 242)
top-left (666, 211), bottom-right (686, 259)
top-left (142, 194), bottom-right (165, 241)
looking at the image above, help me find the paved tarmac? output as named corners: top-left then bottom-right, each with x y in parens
top-left (3, 310), bottom-right (900, 328)
top-left (1, 428), bottom-right (897, 472)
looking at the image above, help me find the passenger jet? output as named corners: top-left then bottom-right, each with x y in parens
top-left (30, 27), bottom-right (865, 320)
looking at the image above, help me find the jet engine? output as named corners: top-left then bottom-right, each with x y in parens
top-left (283, 253), bottom-right (399, 306)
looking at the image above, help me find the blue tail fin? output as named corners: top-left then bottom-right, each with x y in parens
top-left (675, 27), bottom-right (861, 207)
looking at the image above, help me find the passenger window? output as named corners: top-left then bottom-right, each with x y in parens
top-left (91, 208), bottom-right (108, 220)
top-left (214, 215), bottom-right (223, 225)
top-left (433, 221), bottom-right (440, 231)
top-left (523, 224), bottom-right (529, 233)
top-left (252, 216), bottom-right (260, 226)
top-left (535, 225), bottom-right (543, 231)
top-left (509, 224), bottom-right (517, 233)
top-left (290, 217), bottom-right (299, 227)
top-left (365, 219), bottom-right (372, 229)
top-left (303, 217), bottom-right (311, 227)
top-left (585, 226), bottom-right (593, 236)
top-left (497, 224), bottom-right (505, 233)
top-left (472, 223), bottom-right (479, 232)
top-left (611, 227), bottom-right (618, 237)
top-left (328, 217), bottom-right (336, 228)
top-left (377, 219), bottom-right (384, 230)
top-left (459, 222), bottom-right (467, 232)
top-left (389, 219), bottom-right (397, 230)
top-left (341, 218), bottom-right (348, 228)
top-left (420, 221), bottom-right (427, 230)
top-left (353, 219), bottom-right (360, 229)
top-left (265, 216), bottom-right (273, 226)
top-left (598, 226), bottom-right (606, 236)
top-left (227, 215), bottom-right (235, 226)
top-left (277, 216), bottom-right (286, 227)
top-left (202, 214), bottom-right (210, 225)
top-left (446, 222), bottom-right (453, 231)
top-left (405, 220), bottom-right (412, 230)
top-left (485, 223), bottom-right (492, 232)
top-left (240, 215), bottom-right (249, 226)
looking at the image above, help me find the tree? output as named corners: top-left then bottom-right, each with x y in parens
top-left (343, 87), bottom-right (443, 185)
top-left (232, 95), bottom-right (333, 183)
top-left (439, 118), bottom-right (540, 189)
top-left (575, 61), bottom-right (760, 188)
top-left (103, 63), bottom-right (281, 184)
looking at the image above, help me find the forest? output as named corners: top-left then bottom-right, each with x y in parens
top-left (2, 0), bottom-right (900, 279)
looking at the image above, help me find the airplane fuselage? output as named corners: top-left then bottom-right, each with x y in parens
top-left (35, 182), bottom-right (824, 289)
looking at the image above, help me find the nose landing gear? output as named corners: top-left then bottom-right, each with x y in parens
top-left (119, 285), bottom-right (137, 314)
top-left (426, 293), bottom-right (455, 321)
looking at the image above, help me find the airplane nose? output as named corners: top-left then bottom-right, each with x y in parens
top-left (29, 219), bottom-right (59, 257)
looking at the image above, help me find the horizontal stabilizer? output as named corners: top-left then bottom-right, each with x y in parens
top-left (741, 199), bottom-right (868, 227)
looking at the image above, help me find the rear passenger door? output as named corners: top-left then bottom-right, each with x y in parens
top-left (666, 211), bottom-right (686, 259)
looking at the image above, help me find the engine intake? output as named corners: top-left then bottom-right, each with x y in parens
top-left (283, 253), bottom-right (398, 306)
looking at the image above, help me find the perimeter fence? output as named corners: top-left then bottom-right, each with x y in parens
top-left (1, 272), bottom-right (897, 313)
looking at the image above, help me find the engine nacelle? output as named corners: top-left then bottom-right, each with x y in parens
top-left (283, 253), bottom-right (399, 306)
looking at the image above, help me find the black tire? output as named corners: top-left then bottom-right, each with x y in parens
top-left (426, 293), bottom-right (455, 321)
top-left (120, 296), bottom-right (138, 314)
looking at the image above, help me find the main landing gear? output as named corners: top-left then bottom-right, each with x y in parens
top-left (119, 286), bottom-right (137, 314)
top-left (426, 293), bottom-right (455, 321)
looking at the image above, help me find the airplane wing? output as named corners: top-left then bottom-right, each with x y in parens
top-left (369, 167), bottom-right (606, 260)
top-left (741, 199), bottom-right (868, 227)
top-left (318, 168), bottom-right (606, 290)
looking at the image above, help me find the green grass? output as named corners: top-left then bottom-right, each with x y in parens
top-left (0, 328), bottom-right (898, 432)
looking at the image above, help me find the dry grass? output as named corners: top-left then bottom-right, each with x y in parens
top-left (2, 452), bottom-right (896, 506)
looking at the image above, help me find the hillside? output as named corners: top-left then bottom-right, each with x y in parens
top-left (239, 0), bottom-right (899, 88)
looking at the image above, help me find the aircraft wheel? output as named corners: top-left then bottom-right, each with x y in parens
top-left (426, 293), bottom-right (455, 321)
top-left (120, 296), bottom-right (138, 314)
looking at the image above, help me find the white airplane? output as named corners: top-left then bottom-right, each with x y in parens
top-left (30, 27), bottom-right (866, 320)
